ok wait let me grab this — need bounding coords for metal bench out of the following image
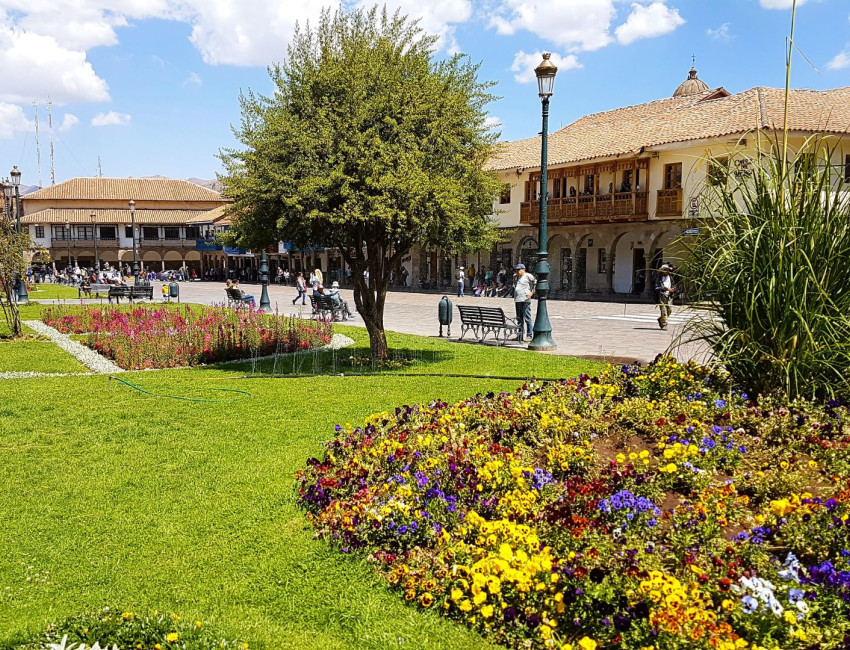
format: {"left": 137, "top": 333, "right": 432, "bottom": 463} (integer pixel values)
{"left": 456, "top": 305, "right": 521, "bottom": 345}
{"left": 225, "top": 287, "right": 254, "bottom": 309}
{"left": 310, "top": 294, "right": 345, "bottom": 321}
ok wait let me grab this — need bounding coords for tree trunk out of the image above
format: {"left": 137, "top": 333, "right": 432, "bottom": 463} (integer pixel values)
{"left": 1, "top": 284, "right": 22, "bottom": 338}
{"left": 351, "top": 266, "right": 389, "bottom": 361}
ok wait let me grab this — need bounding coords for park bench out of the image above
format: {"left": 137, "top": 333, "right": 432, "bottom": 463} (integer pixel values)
{"left": 310, "top": 294, "right": 345, "bottom": 321}
{"left": 79, "top": 283, "right": 112, "bottom": 298}
{"left": 225, "top": 287, "right": 254, "bottom": 309}
{"left": 108, "top": 285, "right": 154, "bottom": 304}
{"left": 457, "top": 305, "right": 521, "bottom": 346}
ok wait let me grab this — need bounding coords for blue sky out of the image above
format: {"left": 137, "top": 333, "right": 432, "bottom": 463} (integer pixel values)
{"left": 0, "top": 0, "right": 848, "bottom": 186}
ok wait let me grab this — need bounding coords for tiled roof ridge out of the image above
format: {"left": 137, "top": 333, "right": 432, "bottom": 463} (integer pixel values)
{"left": 24, "top": 176, "right": 224, "bottom": 201}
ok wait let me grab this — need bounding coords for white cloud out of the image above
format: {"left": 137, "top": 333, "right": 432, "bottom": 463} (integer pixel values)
{"left": 0, "top": 102, "right": 32, "bottom": 139}
{"left": 706, "top": 23, "right": 731, "bottom": 42}
{"left": 615, "top": 2, "right": 685, "bottom": 46}
{"left": 0, "top": 27, "right": 110, "bottom": 104}
{"left": 357, "top": 0, "right": 472, "bottom": 53}
{"left": 58, "top": 113, "right": 80, "bottom": 132}
{"left": 91, "top": 111, "right": 131, "bottom": 126}
{"left": 484, "top": 115, "right": 503, "bottom": 129}
{"left": 826, "top": 48, "right": 850, "bottom": 71}
{"left": 490, "top": 0, "right": 617, "bottom": 51}
{"left": 759, "top": 0, "right": 806, "bottom": 8}
{"left": 183, "top": 72, "right": 202, "bottom": 86}
{"left": 510, "top": 50, "right": 582, "bottom": 84}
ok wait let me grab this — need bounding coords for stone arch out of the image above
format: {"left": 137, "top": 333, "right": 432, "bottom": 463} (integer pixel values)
{"left": 517, "top": 235, "right": 538, "bottom": 272}
{"left": 119, "top": 250, "right": 135, "bottom": 262}
{"left": 608, "top": 231, "right": 635, "bottom": 294}
{"left": 163, "top": 251, "right": 183, "bottom": 267}
{"left": 569, "top": 232, "right": 594, "bottom": 294}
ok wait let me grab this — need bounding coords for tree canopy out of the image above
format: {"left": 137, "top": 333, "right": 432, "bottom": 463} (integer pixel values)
{"left": 219, "top": 6, "right": 503, "bottom": 358}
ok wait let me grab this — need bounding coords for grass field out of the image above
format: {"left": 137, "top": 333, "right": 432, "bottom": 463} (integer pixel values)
{"left": 23, "top": 284, "right": 84, "bottom": 301}
{"left": 0, "top": 315, "right": 602, "bottom": 649}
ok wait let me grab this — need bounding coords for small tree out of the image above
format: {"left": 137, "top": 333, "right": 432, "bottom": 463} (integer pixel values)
{"left": 0, "top": 220, "right": 34, "bottom": 337}
{"left": 219, "top": 6, "right": 502, "bottom": 359}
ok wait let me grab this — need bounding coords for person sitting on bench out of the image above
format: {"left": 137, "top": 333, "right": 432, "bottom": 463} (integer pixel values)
{"left": 232, "top": 280, "right": 255, "bottom": 306}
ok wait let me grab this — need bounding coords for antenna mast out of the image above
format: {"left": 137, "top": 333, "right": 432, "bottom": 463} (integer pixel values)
{"left": 97, "top": 157, "right": 103, "bottom": 178}
{"left": 33, "top": 102, "right": 43, "bottom": 187}
{"left": 47, "top": 100, "right": 56, "bottom": 186}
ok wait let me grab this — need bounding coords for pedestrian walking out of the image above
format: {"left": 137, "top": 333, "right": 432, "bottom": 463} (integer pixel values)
{"left": 457, "top": 266, "right": 465, "bottom": 297}
{"left": 513, "top": 263, "right": 536, "bottom": 341}
{"left": 655, "top": 264, "right": 676, "bottom": 330}
{"left": 293, "top": 272, "right": 307, "bottom": 305}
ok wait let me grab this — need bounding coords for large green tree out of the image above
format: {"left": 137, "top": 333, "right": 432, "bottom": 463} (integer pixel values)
{"left": 0, "top": 221, "right": 34, "bottom": 337}
{"left": 219, "top": 6, "right": 502, "bottom": 359}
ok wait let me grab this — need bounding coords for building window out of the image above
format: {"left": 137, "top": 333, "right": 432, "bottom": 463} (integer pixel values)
{"left": 99, "top": 226, "right": 117, "bottom": 240}
{"left": 619, "top": 170, "right": 633, "bottom": 192}
{"left": 125, "top": 226, "right": 133, "bottom": 239}
{"left": 142, "top": 226, "right": 159, "bottom": 240}
{"left": 708, "top": 157, "right": 729, "bottom": 186}
{"left": 77, "top": 226, "right": 94, "bottom": 240}
{"left": 499, "top": 184, "right": 511, "bottom": 204}
{"left": 584, "top": 175, "right": 594, "bottom": 195}
{"left": 597, "top": 248, "right": 607, "bottom": 274}
{"left": 665, "top": 163, "right": 683, "bottom": 189}
{"left": 185, "top": 226, "right": 200, "bottom": 239}
{"left": 164, "top": 227, "right": 180, "bottom": 240}
{"left": 34, "top": 225, "right": 44, "bottom": 238}
{"left": 52, "top": 225, "right": 70, "bottom": 240}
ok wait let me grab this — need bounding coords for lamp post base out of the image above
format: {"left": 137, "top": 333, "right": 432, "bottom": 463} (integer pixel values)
{"left": 528, "top": 296, "right": 557, "bottom": 351}
{"left": 528, "top": 333, "right": 556, "bottom": 351}
{"left": 16, "top": 276, "right": 29, "bottom": 303}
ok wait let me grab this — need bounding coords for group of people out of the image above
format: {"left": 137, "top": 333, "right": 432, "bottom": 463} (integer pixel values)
{"left": 225, "top": 279, "right": 255, "bottom": 306}
{"left": 291, "top": 268, "right": 355, "bottom": 319}
{"left": 456, "top": 264, "right": 520, "bottom": 299}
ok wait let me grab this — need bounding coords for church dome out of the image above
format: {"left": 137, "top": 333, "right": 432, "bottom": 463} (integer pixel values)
{"left": 673, "top": 67, "right": 709, "bottom": 97}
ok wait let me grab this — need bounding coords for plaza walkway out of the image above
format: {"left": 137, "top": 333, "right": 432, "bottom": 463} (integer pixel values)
{"left": 37, "top": 282, "right": 710, "bottom": 364}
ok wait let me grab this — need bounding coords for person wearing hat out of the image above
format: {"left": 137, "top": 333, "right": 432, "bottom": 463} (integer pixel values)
{"left": 513, "top": 263, "right": 536, "bottom": 342}
{"left": 324, "top": 280, "right": 354, "bottom": 319}
{"left": 654, "top": 264, "right": 677, "bottom": 330}
{"left": 457, "top": 266, "right": 466, "bottom": 297}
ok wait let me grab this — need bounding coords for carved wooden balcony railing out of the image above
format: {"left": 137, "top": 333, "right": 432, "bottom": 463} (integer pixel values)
{"left": 519, "top": 191, "right": 649, "bottom": 225}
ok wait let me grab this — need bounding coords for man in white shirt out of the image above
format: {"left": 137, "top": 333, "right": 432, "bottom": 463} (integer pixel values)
{"left": 457, "top": 266, "right": 465, "bottom": 297}
{"left": 513, "top": 264, "right": 536, "bottom": 341}
{"left": 655, "top": 264, "right": 676, "bottom": 330}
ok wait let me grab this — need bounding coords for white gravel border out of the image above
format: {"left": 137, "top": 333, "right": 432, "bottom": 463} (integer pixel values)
{"left": 23, "top": 320, "right": 125, "bottom": 374}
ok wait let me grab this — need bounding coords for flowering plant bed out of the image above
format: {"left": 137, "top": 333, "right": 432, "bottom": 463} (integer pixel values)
{"left": 297, "top": 357, "right": 850, "bottom": 650}
{"left": 42, "top": 304, "right": 331, "bottom": 369}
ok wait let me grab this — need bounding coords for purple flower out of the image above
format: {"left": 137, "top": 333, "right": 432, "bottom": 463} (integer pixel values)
{"left": 741, "top": 595, "right": 758, "bottom": 614}
{"left": 715, "top": 399, "right": 727, "bottom": 409}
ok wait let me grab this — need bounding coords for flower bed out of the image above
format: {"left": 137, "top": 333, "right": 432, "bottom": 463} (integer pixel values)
{"left": 296, "top": 357, "right": 850, "bottom": 649}
{"left": 42, "top": 304, "right": 331, "bottom": 369}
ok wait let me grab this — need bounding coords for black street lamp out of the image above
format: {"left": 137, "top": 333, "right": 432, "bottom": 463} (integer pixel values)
{"left": 129, "top": 200, "right": 139, "bottom": 281}
{"left": 259, "top": 249, "right": 271, "bottom": 312}
{"left": 528, "top": 53, "right": 558, "bottom": 352}
{"left": 10, "top": 166, "right": 28, "bottom": 302}
{"left": 2, "top": 177, "right": 12, "bottom": 221}
{"left": 90, "top": 211, "right": 99, "bottom": 272}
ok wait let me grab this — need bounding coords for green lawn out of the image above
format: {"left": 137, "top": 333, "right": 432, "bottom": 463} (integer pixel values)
{"left": 0, "top": 341, "right": 88, "bottom": 373}
{"left": 24, "top": 284, "right": 84, "bottom": 301}
{"left": 0, "top": 325, "right": 602, "bottom": 649}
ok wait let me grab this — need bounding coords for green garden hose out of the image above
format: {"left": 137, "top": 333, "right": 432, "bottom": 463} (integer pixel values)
{"left": 108, "top": 375, "right": 252, "bottom": 403}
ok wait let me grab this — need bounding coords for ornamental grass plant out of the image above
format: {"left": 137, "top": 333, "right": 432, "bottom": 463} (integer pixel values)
{"left": 684, "top": 134, "right": 850, "bottom": 401}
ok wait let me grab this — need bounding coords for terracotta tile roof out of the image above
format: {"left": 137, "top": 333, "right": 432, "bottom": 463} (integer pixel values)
{"left": 185, "top": 205, "right": 232, "bottom": 224}
{"left": 23, "top": 177, "right": 224, "bottom": 201}
{"left": 486, "top": 86, "right": 850, "bottom": 171}
{"left": 21, "top": 208, "right": 214, "bottom": 225}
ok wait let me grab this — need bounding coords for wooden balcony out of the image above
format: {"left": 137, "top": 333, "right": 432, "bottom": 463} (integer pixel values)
{"left": 519, "top": 191, "right": 649, "bottom": 226}
{"left": 656, "top": 188, "right": 683, "bottom": 217}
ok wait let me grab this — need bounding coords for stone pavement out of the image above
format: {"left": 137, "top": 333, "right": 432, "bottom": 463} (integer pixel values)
{"left": 37, "top": 281, "right": 710, "bottom": 364}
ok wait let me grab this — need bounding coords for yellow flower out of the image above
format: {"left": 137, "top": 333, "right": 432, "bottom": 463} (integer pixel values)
{"left": 481, "top": 604, "right": 494, "bottom": 618}
{"left": 473, "top": 591, "right": 487, "bottom": 605}
{"left": 808, "top": 460, "right": 818, "bottom": 469}
{"left": 451, "top": 588, "right": 463, "bottom": 602}
{"left": 121, "top": 612, "right": 134, "bottom": 620}
{"left": 195, "top": 620, "right": 202, "bottom": 628}
{"left": 459, "top": 599, "right": 473, "bottom": 612}
{"left": 166, "top": 633, "right": 179, "bottom": 643}
{"left": 578, "top": 637, "right": 598, "bottom": 650}
{"left": 616, "top": 453, "right": 626, "bottom": 464}
{"left": 722, "top": 599, "right": 734, "bottom": 611}
{"left": 783, "top": 610, "right": 797, "bottom": 624}
{"left": 420, "top": 592, "right": 434, "bottom": 608}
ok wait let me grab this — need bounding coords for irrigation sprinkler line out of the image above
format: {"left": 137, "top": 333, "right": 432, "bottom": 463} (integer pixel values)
{"left": 108, "top": 375, "right": 252, "bottom": 403}
{"left": 234, "top": 372, "right": 572, "bottom": 382}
